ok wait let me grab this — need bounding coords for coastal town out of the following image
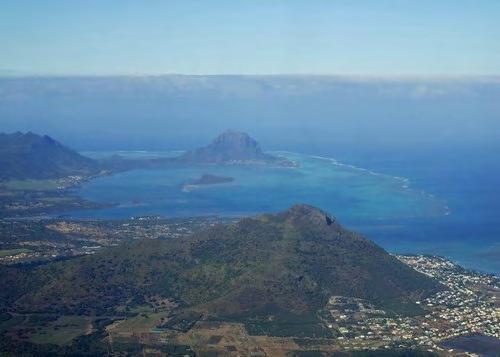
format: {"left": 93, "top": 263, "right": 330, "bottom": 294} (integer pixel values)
{"left": 323, "top": 255, "right": 499, "bottom": 354}
{"left": 1, "top": 215, "right": 499, "bottom": 355}
{"left": 99, "top": 254, "right": 499, "bottom": 356}
{"left": 0, "top": 216, "right": 235, "bottom": 265}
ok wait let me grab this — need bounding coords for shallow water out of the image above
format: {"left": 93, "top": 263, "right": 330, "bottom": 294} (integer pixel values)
{"left": 71, "top": 151, "right": 446, "bottom": 220}
{"left": 66, "top": 151, "right": 499, "bottom": 275}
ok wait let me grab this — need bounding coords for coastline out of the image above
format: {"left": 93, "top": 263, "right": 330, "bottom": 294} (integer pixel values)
{"left": 3, "top": 150, "right": 495, "bottom": 275}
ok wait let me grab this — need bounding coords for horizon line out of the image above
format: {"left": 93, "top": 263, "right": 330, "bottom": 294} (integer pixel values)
{"left": 1, "top": 72, "right": 500, "bottom": 82}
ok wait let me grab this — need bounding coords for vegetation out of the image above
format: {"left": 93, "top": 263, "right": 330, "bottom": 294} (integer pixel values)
{"left": 0, "top": 248, "right": 32, "bottom": 257}
{"left": 0, "top": 204, "right": 441, "bottom": 339}
{"left": 0, "top": 189, "right": 105, "bottom": 217}
{"left": 28, "top": 315, "right": 91, "bottom": 345}
{"left": 1, "top": 179, "right": 62, "bottom": 191}
{"left": 289, "top": 350, "right": 438, "bottom": 357}
{"left": 177, "top": 130, "right": 295, "bottom": 166}
{"left": 191, "top": 174, "right": 234, "bottom": 185}
{"left": 0, "top": 132, "right": 98, "bottom": 180}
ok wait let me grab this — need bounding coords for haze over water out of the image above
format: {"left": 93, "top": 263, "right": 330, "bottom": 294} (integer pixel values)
{"left": 1, "top": 76, "right": 499, "bottom": 274}
{"left": 64, "top": 148, "right": 499, "bottom": 275}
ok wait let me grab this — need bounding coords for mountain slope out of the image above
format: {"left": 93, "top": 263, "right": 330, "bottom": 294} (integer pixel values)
{"left": 178, "top": 130, "right": 294, "bottom": 166}
{"left": 2, "top": 205, "right": 441, "bottom": 322}
{"left": 0, "top": 132, "right": 98, "bottom": 180}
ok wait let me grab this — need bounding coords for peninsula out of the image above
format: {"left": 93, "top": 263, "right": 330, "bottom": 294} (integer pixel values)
{"left": 176, "top": 130, "right": 297, "bottom": 167}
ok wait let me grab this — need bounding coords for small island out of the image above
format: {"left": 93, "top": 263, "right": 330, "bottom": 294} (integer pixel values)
{"left": 192, "top": 174, "right": 234, "bottom": 185}
{"left": 182, "top": 174, "right": 234, "bottom": 192}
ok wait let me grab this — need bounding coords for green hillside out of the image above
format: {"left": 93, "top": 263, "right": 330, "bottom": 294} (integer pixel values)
{"left": 1, "top": 205, "right": 441, "bottom": 325}
{"left": 0, "top": 132, "right": 98, "bottom": 180}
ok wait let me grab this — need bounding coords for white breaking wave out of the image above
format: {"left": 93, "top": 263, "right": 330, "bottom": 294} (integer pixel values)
{"left": 286, "top": 152, "right": 412, "bottom": 187}
{"left": 271, "top": 150, "right": 450, "bottom": 216}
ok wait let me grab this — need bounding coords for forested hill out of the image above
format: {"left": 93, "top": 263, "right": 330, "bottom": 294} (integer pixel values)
{"left": 0, "top": 205, "right": 441, "bottom": 321}
{"left": 0, "top": 132, "right": 98, "bottom": 180}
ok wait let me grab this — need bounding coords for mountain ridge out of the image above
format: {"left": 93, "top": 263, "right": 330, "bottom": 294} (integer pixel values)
{"left": 0, "top": 132, "right": 98, "bottom": 180}
{"left": 178, "top": 130, "right": 295, "bottom": 166}
{"left": 1, "top": 204, "right": 441, "bottom": 329}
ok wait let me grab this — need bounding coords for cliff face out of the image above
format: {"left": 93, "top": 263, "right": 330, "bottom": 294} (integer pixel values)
{"left": 179, "top": 130, "right": 289, "bottom": 165}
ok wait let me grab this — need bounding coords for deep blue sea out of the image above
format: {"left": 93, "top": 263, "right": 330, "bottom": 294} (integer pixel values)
{"left": 66, "top": 149, "right": 500, "bottom": 275}
{"left": 333, "top": 147, "right": 500, "bottom": 276}
{"left": 2, "top": 76, "right": 498, "bottom": 274}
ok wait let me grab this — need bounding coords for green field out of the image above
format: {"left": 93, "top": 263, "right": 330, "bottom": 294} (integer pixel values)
{"left": 0, "top": 313, "right": 24, "bottom": 330}
{"left": 0, "top": 248, "right": 32, "bottom": 257}
{"left": 1, "top": 179, "right": 61, "bottom": 191}
{"left": 111, "top": 312, "right": 167, "bottom": 334}
{"left": 0, "top": 313, "right": 92, "bottom": 346}
{"left": 28, "top": 315, "right": 92, "bottom": 345}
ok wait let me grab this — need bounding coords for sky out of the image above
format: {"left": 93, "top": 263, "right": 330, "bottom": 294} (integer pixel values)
{"left": 1, "top": 0, "right": 499, "bottom": 76}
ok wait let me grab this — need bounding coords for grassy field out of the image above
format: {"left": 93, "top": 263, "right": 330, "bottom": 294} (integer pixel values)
{"left": 28, "top": 315, "right": 92, "bottom": 345}
{"left": 110, "top": 312, "right": 167, "bottom": 335}
{"left": 0, "top": 248, "right": 32, "bottom": 257}
{"left": 1, "top": 179, "right": 61, "bottom": 191}
{"left": 0, "top": 313, "right": 25, "bottom": 330}
{"left": 0, "top": 313, "right": 92, "bottom": 346}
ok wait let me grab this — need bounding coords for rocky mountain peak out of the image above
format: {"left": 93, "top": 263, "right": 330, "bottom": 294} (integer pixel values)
{"left": 211, "top": 130, "right": 261, "bottom": 151}
{"left": 179, "top": 130, "right": 282, "bottom": 164}
{"left": 281, "top": 204, "right": 338, "bottom": 227}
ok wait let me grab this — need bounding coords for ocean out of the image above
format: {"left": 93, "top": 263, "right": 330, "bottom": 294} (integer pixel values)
{"left": 2, "top": 76, "right": 498, "bottom": 273}
{"left": 66, "top": 149, "right": 500, "bottom": 275}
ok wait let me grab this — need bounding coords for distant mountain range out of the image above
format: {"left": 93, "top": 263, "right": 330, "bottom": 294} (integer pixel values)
{"left": 1, "top": 205, "right": 441, "bottom": 333}
{"left": 0, "top": 130, "right": 295, "bottom": 181}
{"left": 0, "top": 132, "right": 98, "bottom": 180}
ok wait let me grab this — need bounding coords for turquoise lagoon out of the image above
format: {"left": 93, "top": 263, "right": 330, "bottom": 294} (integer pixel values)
{"left": 67, "top": 151, "right": 499, "bottom": 275}
{"left": 72, "top": 151, "right": 446, "bottom": 221}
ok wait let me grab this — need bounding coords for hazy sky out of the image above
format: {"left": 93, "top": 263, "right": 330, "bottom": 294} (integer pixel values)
{"left": 1, "top": 0, "right": 499, "bottom": 76}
